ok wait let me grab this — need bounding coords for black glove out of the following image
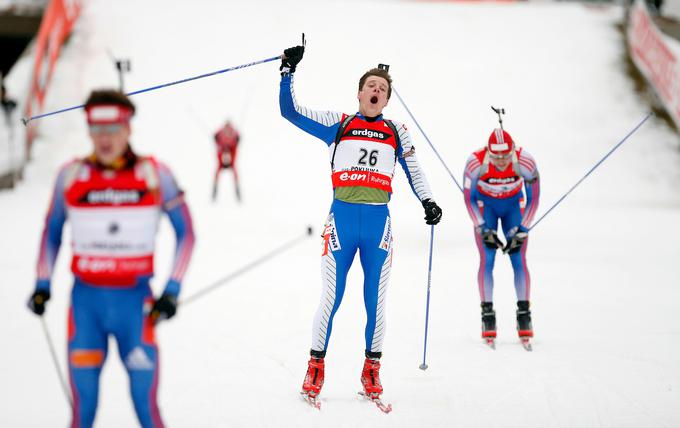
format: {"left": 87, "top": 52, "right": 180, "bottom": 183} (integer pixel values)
{"left": 422, "top": 199, "right": 442, "bottom": 225}
{"left": 27, "top": 290, "right": 50, "bottom": 316}
{"left": 280, "top": 45, "right": 305, "bottom": 74}
{"left": 149, "top": 294, "right": 178, "bottom": 323}
{"left": 478, "top": 227, "right": 504, "bottom": 250}
{"left": 503, "top": 227, "right": 528, "bottom": 254}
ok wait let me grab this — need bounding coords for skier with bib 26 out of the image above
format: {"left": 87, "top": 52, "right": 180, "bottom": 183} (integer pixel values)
{"left": 463, "top": 126, "right": 540, "bottom": 347}
{"left": 279, "top": 44, "right": 442, "bottom": 404}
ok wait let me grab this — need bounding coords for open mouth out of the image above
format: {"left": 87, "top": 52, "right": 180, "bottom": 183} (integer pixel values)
{"left": 370, "top": 96, "right": 378, "bottom": 104}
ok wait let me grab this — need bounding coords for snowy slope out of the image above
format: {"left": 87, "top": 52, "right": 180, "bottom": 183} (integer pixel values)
{"left": 1, "top": 1, "right": 679, "bottom": 427}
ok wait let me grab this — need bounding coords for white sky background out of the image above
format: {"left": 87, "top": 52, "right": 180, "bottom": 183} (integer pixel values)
{"left": 1, "top": 1, "right": 679, "bottom": 427}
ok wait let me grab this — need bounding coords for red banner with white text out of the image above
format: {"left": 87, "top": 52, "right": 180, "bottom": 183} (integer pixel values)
{"left": 24, "top": 0, "right": 82, "bottom": 147}
{"left": 627, "top": 0, "right": 680, "bottom": 129}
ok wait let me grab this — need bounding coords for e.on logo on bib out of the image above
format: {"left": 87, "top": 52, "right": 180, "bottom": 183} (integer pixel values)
{"left": 339, "top": 172, "right": 368, "bottom": 182}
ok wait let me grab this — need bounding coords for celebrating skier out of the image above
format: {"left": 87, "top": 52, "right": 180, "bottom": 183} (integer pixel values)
{"left": 27, "top": 89, "right": 195, "bottom": 427}
{"left": 279, "top": 43, "right": 442, "bottom": 408}
{"left": 463, "top": 122, "right": 540, "bottom": 349}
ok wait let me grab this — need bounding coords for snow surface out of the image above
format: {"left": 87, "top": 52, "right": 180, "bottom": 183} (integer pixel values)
{"left": 1, "top": 1, "right": 680, "bottom": 427}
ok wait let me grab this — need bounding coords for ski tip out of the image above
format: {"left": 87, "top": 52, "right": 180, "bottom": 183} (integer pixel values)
{"left": 300, "top": 392, "right": 321, "bottom": 410}
{"left": 520, "top": 338, "right": 533, "bottom": 352}
{"left": 419, "top": 363, "right": 428, "bottom": 371}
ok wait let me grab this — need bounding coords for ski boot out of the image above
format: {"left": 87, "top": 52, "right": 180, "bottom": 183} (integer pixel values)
{"left": 360, "top": 353, "right": 384, "bottom": 398}
{"left": 301, "top": 352, "right": 325, "bottom": 408}
{"left": 359, "top": 352, "right": 392, "bottom": 412}
{"left": 516, "top": 300, "right": 533, "bottom": 338}
{"left": 481, "top": 302, "right": 497, "bottom": 348}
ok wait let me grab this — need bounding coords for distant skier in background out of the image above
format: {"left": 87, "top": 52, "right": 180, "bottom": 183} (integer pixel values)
{"left": 279, "top": 43, "right": 442, "bottom": 409}
{"left": 212, "top": 119, "right": 241, "bottom": 202}
{"left": 27, "top": 89, "right": 195, "bottom": 428}
{"left": 463, "top": 127, "right": 540, "bottom": 349}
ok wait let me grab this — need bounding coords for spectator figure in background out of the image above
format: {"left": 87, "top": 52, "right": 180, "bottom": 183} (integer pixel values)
{"left": 1, "top": 83, "right": 17, "bottom": 122}
{"left": 463, "top": 128, "right": 540, "bottom": 350}
{"left": 212, "top": 120, "right": 241, "bottom": 202}
{"left": 27, "top": 89, "right": 195, "bottom": 428}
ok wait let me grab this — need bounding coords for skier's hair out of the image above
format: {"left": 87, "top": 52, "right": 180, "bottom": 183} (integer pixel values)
{"left": 358, "top": 68, "right": 392, "bottom": 99}
{"left": 85, "top": 89, "right": 136, "bottom": 114}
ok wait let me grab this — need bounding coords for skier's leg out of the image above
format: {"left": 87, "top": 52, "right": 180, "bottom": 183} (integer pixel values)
{"left": 113, "top": 283, "right": 164, "bottom": 428}
{"left": 501, "top": 201, "right": 530, "bottom": 301}
{"left": 310, "top": 201, "right": 359, "bottom": 355}
{"left": 476, "top": 200, "right": 500, "bottom": 303}
{"left": 231, "top": 151, "right": 241, "bottom": 202}
{"left": 68, "top": 283, "right": 108, "bottom": 428}
{"left": 212, "top": 162, "right": 221, "bottom": 201}
{"left": 358, "top": 205, "right": 391, "bottom": 355}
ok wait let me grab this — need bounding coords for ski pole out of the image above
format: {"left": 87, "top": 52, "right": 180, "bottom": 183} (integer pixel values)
{"left": 40, "top": 317, "right": 73, "bottom": 408}
{"left": 181, "top": 226, "right": 314, "bottom": 306}
{"left": 392, "top": 87, "right": 464, "bottom": 193}
{"left": 529, "top": 112, "right": 654, "bottom": 232}
{"left": 21, "top": 54, "right": 282, "bottom": 125}
{"left": 419, "top": 225, "right": 435, "bottom": 371}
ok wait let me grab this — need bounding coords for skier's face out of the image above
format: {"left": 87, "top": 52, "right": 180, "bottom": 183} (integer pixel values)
{"left": 89, "top": 123, "right": 131, "bottom": 166}
{"left": 490, "top": 154, "right": 511, "bottom": 171}
{"left": 358, "top": 76, "right": 389, "bottom": 117}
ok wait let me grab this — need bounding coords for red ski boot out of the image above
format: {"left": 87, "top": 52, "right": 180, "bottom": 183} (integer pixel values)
{"left": 360, "top": 358, "right": 384, "bottom": 398}
{"left": 301, "top": 357, "right": 325, "bottom": 397}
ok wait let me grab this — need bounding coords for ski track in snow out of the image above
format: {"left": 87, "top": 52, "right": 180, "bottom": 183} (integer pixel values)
{"left": 1, "top": 1, "right": 680, "bottom": 427}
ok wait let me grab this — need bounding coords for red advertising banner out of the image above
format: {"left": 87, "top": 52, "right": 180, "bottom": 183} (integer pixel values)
{"left": 24, "top": 0, "right": 81, "bottom": 147}
{"left": 627, "top": 0, "right": 680, "bottom": 129}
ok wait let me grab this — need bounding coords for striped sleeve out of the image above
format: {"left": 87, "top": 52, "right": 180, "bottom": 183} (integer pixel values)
{"left": 393, "top": 120, "right": 433, "bottom": 202}
{"left": 463, "top": 154, "right": 485, "bottom": 227}
{"left": 279, "top": 74, "right": 344, "bottom": 145}
{"left": 35, "top": 163, "right": 70, "bottom": 290}
{"left": 518, "top": 149, "right": 540, "bottom": 229}
{"left": 158, "top": 163, "right": 195, "bottom": 296}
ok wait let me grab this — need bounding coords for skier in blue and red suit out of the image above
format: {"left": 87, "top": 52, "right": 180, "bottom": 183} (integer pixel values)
{"left": 463, "top": 128, "right": 540, "bottom": 342}
{"left": 279, "top": 44, "right": 442, "bottom": 404}
{"left": 27, "top": 90, "right": 195, "bottom": 428}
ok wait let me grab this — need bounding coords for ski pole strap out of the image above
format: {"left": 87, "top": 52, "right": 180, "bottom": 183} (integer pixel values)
{"left": 22, "top": 54, "right": 282, "bottom": 125}
{"left": 392, "top": 87, "right": 463, "bottom": 193}
{"left": 529, "top": 112, "right": 654, "bottom": 232}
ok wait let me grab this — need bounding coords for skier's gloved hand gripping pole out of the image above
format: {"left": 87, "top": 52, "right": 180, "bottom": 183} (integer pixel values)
{"left": 21, "top": 54, "right": 283, "bottom": 125}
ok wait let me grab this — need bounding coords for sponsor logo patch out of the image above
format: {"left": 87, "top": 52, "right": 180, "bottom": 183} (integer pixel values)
{"left": 81, "top": 188, "right": 144, "bottom": 205}
{"left": 70, "top": 349, "right": 105, "bottom": 367}
{"left": 125, "top": 346, "right": 155, "bottom": 370}
{"left": 487, "top": 176, "right": 519, "bottom": 185}
{"left": 379, "top": 216, "right": 392, "bottom": 252}
{"left": 342, "top": 128, "right": 391, "bottom": 141}
{"left": 321, "top": 214, "right": 341, "bottom": 255}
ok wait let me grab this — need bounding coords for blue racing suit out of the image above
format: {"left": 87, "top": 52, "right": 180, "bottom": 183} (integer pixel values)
{"left": 34, "top": 153, "right": 194, "bottom": 428}
{"left": 280, "top": 73, "right": 435, "bottom": 355}
{"left": 463, "top": 147, "right": 540, "bottom": 302}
